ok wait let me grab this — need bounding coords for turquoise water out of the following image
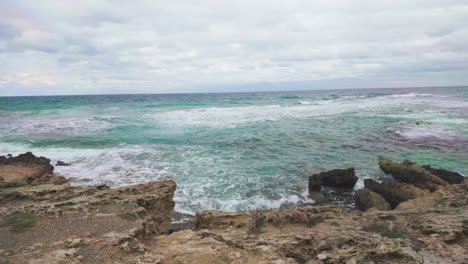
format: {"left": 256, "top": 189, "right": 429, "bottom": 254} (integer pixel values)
{"left": 1, "top": 87, "right": 467, "bottom": 214}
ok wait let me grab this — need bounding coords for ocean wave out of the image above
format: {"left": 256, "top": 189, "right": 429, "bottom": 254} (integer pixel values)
{"left": 174, "top": 188, "right": 313, "bottom": 215}
{"left": 395, "top": 127, "right": 456, "bottom": 140}
{"left": 0, "top": 116, "right": 113, "bottom": 136}
{"left": 385, "top": 92, "right": 432, "bottom": 98}
{"left": 150, "top": 94, "right": 436, "bottom": 128}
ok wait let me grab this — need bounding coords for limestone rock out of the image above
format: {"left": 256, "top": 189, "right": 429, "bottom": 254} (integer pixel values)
{"left": 364, "top": 179, "right": 427, "bottom": 208}
{"left": 0, "top": 152, "right": 54, "bottom": 187}
{"left": 355, "top": 188, "right": 391, "bottom": 211}
{"left": 378, "top": 157, "right": 448, "bottom": 191}
{"left": 421, "top": 165, "right": 465, "bottom": 184}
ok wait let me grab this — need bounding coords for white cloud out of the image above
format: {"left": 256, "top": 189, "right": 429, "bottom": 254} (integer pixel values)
{"left": 0, "top": 0, "right": 467, "bottom": 95}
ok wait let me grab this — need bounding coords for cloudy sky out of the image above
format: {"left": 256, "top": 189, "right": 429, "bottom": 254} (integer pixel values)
{"left": 1, "top": 0, "right": 467, "bottom": 96}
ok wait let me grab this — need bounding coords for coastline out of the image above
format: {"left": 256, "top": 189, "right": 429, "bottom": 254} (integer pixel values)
{"left": 0, "top": 152, "right": 467, "bottom": 263}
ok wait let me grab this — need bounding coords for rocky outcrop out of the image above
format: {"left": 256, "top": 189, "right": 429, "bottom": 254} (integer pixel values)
{"left": 378, "top": 157, "right": 448, "bottom": 191}
{"left": 308, "top": 168, "right": 357, "bottom": 193}
{"left": 1, "top": 153, "right": 467, "bottom": 264}
{"left": 0, "top": 152, "right": 55, "bottom": 187}
{"left": 355, "top": 188, "right": 391, "bottom": 211}
{"left": 148, "top": 183, "right": 466, "bottom": 264}
{"left": 421, "top": 165, "right": 465, "bottom": 184}
{"left": 364, "top": 179, "right": 428, "bottom": 209}
{"left": 1, "top": 153, "right": 177, "bottom": 264}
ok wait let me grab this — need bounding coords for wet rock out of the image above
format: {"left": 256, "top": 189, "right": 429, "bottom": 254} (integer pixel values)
{"left": 364, "top": 179, "right": 427, "bottom": 209}
{"left": 308, "top": 168, "right": 358, "bottom": 193}
{"left": 355, "top": 189, "right": 391, "bottom": 211}
{"left": 378, "top": 157, "right": 448, "bottom": 191}
{"left": 55, "top": 161, "right": 71, "bottom": 166}
{"left": 421, "top": 165, "right": 464, "bottom": 184}
{"left": 308, "top": 174, "right": 321, "bottom": 192}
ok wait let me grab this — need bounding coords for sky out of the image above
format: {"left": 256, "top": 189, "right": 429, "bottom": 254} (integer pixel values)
{"left": 1, "top": 0, "right": 468, "bottom": 96}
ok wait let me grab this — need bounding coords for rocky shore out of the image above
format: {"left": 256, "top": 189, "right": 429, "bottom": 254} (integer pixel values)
{"left": 0, "top": 153, "right": 466, "bottom": 264}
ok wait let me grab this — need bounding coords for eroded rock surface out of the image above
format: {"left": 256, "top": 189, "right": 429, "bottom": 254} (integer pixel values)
{"left": 378, "top": 157, "right": 448, "bottom": 191}
{"left": 0, "top": 152, "right": 55, "bottom": 187}
{"left": 1, "top": 153, "right": 467, "bottom": 264}
{"left": 355, "top": 188, "right": 391, "bottom": 211}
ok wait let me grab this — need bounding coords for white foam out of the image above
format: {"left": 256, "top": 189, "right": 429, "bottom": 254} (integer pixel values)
{"left": 174, "top": 188, "right": 314, "bottom": 214}
{"left": 0, "top": 116, "right": 112, "bottom": 136}
{"left": 150, "top": 94, "right": 435, "bottom": 128}
{"left": 396, "top": 127, "right": 455, "bottom": 140}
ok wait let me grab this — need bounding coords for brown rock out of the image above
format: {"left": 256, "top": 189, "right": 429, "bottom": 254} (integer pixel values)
{"left": 421, "top": 165, "right": 465, "bottom": 184}
{"left": 364, "top": 179, "right": 427, "bottom": 208}
{"left": 378, "top": 157, "right": 448, "bottom": 191}
{"left": 355, "top": 188, "right": 391, "bottom": 211}
{"left": 0, "top": 152, "right": 54, "bottom": 187}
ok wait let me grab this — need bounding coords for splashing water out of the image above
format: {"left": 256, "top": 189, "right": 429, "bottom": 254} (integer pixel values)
{"left": 1, "top": 87, "right": 467, "bottom": 214}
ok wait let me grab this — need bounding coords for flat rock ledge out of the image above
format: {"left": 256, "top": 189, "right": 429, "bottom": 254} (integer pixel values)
{"left": 1, "top": 153, "right": 467, "bottom": 264}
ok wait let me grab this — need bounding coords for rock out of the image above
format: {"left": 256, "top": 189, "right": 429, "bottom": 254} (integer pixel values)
{"left": 55, "top": 160, "right": 71, "bottom": 166}
{"left": 308, "top": 168, "right": 358, "bottom": 193}
{"left": 0, "top": 152, "right": 54, "bottom": 187}
{"left": 30, "top": 174, "right": 69, "bottom": 185}
{"left": 421, "top": 165, "right": 464, "bottom": 184}
{"left": 308, "top": 174, "right": 321, "bottom": 192}
{"left": 378, "top": 157, "right": 448, "bottom": 191}
{"left": 355, "top": 189, "right": 391, "bottom": 211}
{"left": 364, "top": 179, "right": 427, "bottom": 208}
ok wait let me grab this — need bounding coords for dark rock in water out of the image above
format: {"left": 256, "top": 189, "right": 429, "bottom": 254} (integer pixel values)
{"left": 355, "top": 189, "right": 391, "bottom": 211}
{"left": 364, "top": 179, "right": 427, "bottom": 209}
{"left": 421, "top": 165, "right": 464, "bottom": 184}
{"left": 378, "top": 157, "right": 447, "bottom": 191}
{"left": 308, "top": 174, "right": 322, "bottom": 192}
{"left": 56, "top": 160, "right": 71, "bottom": 166}
{"left": 308, "top": 168, "right": 358, "bottom": 192}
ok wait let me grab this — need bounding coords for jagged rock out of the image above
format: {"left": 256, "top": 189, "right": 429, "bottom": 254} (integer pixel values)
{"left": 0, "top": 180, "right": 176, "bottom": 259}
{"left": 55, "top": 161, "right": 71, "bottom": 166}
{"left": 378, "top": 157, "right": 448, "bottom": 191}
{"left": 355, "top": 188, "right": 391, "bottom": 211}
{"left": 308, "top": 168, "right": 357, "bottom": 193}
{"left": 0, "top": 152, "right": 54, "bottom": 187}
{"left": 421, "top": 165, "right": 464, "bottom": 184}
{"left": 364, "top": 179, "right": 427, "bottom": 208}
{"left": 30, "top": 174, "right": 69, "bottom": 185}
{"left": 308, "top": 174, "right": 321, "bottom": 192}
{"left": 2, "top": 153, "right": 467, "bottom": 264}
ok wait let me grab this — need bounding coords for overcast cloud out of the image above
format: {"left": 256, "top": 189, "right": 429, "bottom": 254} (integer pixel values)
{"left": 1, "top": 0, "right": 468, "bottom": 95}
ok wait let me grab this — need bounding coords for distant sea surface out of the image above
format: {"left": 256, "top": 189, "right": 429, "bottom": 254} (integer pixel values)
{"left": 1, "top": 87, "right": 467, "bottom": 214}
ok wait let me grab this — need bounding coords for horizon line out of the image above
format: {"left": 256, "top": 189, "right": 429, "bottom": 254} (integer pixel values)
{"left": 0, "top": 84, "right": 466, "bottom": 98}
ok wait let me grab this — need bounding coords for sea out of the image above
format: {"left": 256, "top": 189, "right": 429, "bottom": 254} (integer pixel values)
{"left": 1, "top": 86, "right": 467, "bottom": 214}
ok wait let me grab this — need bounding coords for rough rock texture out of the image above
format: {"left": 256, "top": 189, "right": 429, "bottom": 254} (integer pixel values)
{"left": 355, "top": 188, "right": 391, "bottom": 211}
{"left": 0, "top": 152, "right": 55, "bottom": 187}
{"left": 1, "top": 153, "right": 467, "bottom": 264}
{"left": 308, "top": 168, "right": 357, "bottom": 193}
{"left": 364, "top": 179, "right": 428, "bottom": 209}
{"left": 1, "top": 153, "right": 177, "bottom": 264}
{"left": 421, "top": 165, "right": 465, "bottom": 184}
{"left": 378, "top": 157, "right": 448, "bottom": 191}
{"left": 149, "top": 182, "right": 465, "bottom": 264}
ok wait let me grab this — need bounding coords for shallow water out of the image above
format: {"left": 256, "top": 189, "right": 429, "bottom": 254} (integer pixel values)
{"left": 1, "top": 87, "right": 467, "bottom": 214}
